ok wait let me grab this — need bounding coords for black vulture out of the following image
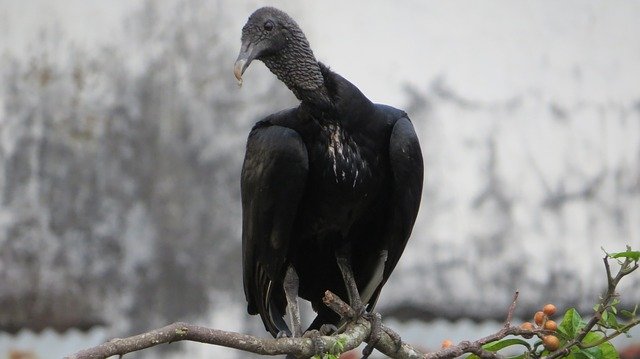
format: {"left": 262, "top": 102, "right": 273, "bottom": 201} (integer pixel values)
{"left": 235, "top": 7, "right": 423, "bottom": 340}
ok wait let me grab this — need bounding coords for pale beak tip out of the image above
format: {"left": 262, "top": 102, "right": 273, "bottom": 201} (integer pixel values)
{"left": 234, "top": 59, "right": 247, "bottom": 87}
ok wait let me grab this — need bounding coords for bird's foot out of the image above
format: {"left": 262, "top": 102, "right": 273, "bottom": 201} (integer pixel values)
{"left": 302, "top": 329, "right": 326, "bottom": 356}
{"left": 276, "top": 330, "right": 291, "bottom": 339}
{"left": 302, "top": 329, "right": 318, "bottom": 338}
{"left": 345, "top": 303, "right": 366, "bottom": 323}
{"left": 361, "top": 312, "right": 382, "bottom": 359}
{"left": 382, "top": 325, "right": 403, "bottom": 351}
{"left": 319, "top": 324, "right": 338, "bottom": 336}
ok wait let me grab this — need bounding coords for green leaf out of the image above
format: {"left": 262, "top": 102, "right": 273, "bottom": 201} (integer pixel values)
{"left": 559, "top": 308, "right": 585, "bottom": 338}
{"left": 600, "top": 310, "right": 619, "bottom": 329}
{"left": 467, "top": 338, "right": 532, "bottom": 359}
{"left": 583, "top": 332, "right": 619, "bottom": 359}
{"left": 620, "top": 309, "right": 634, "bottom": 318}
{"left": 598, "top": 341, "right": 619, "bottom": 359}
{"left": 575, "top": 347, "right": 603, "bottom": 359}
{"left": 606, "top": 311, "right": 619, "bottom": 329}
{"left": 582, "top": 331, "right": 603, "bottom": 343}
{"left": 331, "top": 337, "right": 345, "bottom": 353}
{"left": 609, "top": 250, "right": 640, "bottom": 261}
{"left": 482, "top": 338, "right": 532, "bottom": 352}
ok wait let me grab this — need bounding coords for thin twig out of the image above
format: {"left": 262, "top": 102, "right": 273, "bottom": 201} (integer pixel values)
{"left": 580, "top": 317, "right": 640, "bottom": 349}
{"left": 604, "top": 256, "right": 614, "bottom": 291}
{"left": 505, "top": 291, "right": 520, "bottom": 328}
{"left": 421, "top": 291, "right": 552, "bottom": 359}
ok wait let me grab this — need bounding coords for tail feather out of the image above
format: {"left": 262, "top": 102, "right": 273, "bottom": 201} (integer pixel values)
{"left": 256, "top": 264, "right": 290, "bottom": 337}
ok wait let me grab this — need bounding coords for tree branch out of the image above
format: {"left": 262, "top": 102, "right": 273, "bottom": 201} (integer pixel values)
{"left": 66, "top": 322, "right": 319, "bottom": 359}
{"left": 66, "top": 291, "right": 418, "bottom": 359}
{"left": 65, "top": 291, "right": 551, "bottom": 359}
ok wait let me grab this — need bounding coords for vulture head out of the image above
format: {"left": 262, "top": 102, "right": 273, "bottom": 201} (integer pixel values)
{"left": 234, "top": 7, "right": 295, "bottom": 83}
{"left": 234, "top": 7, "right": 328, "bottom": 105}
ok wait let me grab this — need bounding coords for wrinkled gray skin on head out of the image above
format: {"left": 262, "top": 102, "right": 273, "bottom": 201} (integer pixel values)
{"left": 234, "top": 7, "right": 330, "bottom": 105}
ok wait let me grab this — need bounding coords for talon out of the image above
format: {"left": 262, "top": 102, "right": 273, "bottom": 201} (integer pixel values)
{"left": 361, "top": 312, "right": 382, "bottom": 358}
{"left": 302, "top": 329, "right": 320, "bottom": 338}
{"left": 276, "top": 330, "right": 291, "bottom": 339}
{"left": 361, "top": 345, "right": 374, "bottom": 359}
{"left": 319, "top": 324, "right": 338, "bottom": 336}
{"left": 312, "top": 336, "right": 325, "bottom": 356}
{"left": 382, "top": 326, "right": 403, "bottom": 351}
{"left": 301, "top": 329, "right": 326, "bottom": 355}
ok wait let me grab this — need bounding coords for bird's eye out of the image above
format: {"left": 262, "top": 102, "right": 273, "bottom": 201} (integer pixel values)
{"left": 264, "top": 20, "right": 274, "bottom": 31}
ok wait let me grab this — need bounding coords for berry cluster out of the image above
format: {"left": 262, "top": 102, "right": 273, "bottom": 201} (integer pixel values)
{"left": 520, "top": 303, "right": 560, "bottom": 351}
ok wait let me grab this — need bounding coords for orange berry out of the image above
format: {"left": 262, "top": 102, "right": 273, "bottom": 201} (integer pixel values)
{"left": 543, "top": 304, "right": 557, "bottom": 316}
{"left": 441, "top": 339, "right": 453, "bottom": 348}
{"left": 520, "top": 322, "right": 534, "bottom": 338}
{"left": 544, "top": 320, "right": 557, "bottom": 331}
{"left": 543, "top": 335, "right": 560, "bottom": 351}
{"left": 534, "top": 311, "right": 546, "bottom": 325}
{"left": 520, "top": 322, "right": 533, "bottom": 330}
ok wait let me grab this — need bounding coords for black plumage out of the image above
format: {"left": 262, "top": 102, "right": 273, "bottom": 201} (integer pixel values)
{"left": 235, "top": 7, "right": 423, "bottom": 337}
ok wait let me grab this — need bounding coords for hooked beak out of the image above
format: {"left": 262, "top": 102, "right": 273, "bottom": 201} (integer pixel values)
{"left": 234, "top": 41, "right": 257, "bottom": 86}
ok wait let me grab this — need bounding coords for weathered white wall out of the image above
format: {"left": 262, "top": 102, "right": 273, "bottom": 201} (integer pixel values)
{"left": 0, "top": 0, "right": 638, "bottom": 357}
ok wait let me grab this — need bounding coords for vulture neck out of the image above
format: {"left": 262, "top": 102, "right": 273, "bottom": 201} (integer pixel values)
{"left": 262, "top": 35, "right": 331, "bottom": 108}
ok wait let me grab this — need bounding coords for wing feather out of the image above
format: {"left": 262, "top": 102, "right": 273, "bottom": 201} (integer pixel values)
{"left": 241, "top": 123, "right": 308, "bottom": 335}
{"left": 366, "top": 116, "right": 423, "bottom": 311}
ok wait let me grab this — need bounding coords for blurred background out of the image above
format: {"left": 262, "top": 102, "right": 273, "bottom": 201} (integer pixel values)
{"left": 0, "top": 0, "right": 639, "bottom": 358}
